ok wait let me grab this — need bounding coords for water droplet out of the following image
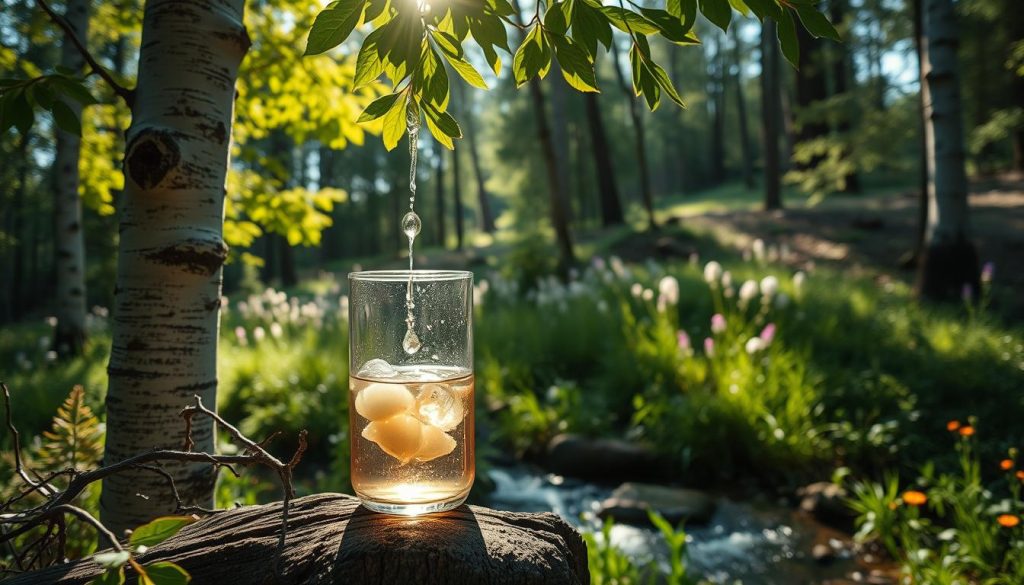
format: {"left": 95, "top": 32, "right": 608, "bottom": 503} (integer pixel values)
{"left": 402, "top": 211, "right": 421, "bottom": 239}
{"left": 403, "top": 327, "right": 421, "bottom": 355}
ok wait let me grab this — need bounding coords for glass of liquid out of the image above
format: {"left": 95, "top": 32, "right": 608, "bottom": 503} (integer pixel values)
{"left": 348, "top": 270, "right": 474, "bottom": 515}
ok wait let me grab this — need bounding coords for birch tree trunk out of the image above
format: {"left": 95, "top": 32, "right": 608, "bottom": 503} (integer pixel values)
{"left": 915, "top": 0, "right": 979, "bottom": 301}
{"left": 761, "top": 19, "right": 783, "bottom": 211}
{"left": 583, "top": 93, "right": 624, "bottom": 227}
{"left": 101, "top": 0, "right": 250, "bottom": 535}
{"left": 52, "top": 0, "right": 90, "bottom": 358}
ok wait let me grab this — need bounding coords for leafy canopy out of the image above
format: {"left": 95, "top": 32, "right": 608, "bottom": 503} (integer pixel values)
{"left": 305, "top": 0, "right": 840, "bottom": 150}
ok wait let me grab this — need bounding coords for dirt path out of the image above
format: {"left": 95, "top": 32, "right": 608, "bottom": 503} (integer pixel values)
{"left": 667, "top": 183, "right": 1024, "bottom": 320}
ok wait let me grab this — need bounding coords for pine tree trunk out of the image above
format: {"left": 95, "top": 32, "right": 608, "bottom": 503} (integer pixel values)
{"left": 52, "top": 0, "right": 90, "bottom": 357}
{"left": 732, "top": 28, "right": 755, "bottom": 191}
{"left": 761, "top": 20, "right": 783, "bottom": 211}
{"left": 610, "top": 41, "right": 656, "bottom": 229}
{"left": 101, "top": 0, "right": 250, "bottom": 535}
{"left": 548, "top": 76, "right": 574, "bottom": 223}
{"left": 434, "top": 153, "right": 447, "bottom": 248}
{"left": 710, "top": 34, "right": 727, "bottom": 184}
{"left": 794, "top": 21, "right": 829, "bottom": 170}
{"left": 527, "top": 78, "right": 576, "bottom": 267}
{"left": 455, "top": 84, "right": 495, "bottom": 233}
{"left": 12, "top": 137, "right": 29, "bottom": 317}
{"left": 830, "top": 0, "right": 862, "bottom": 193}
{"left": 916, "top": 0, "right": 979, "bottom": 300}
{"left": 451, "top": 147, "right": 465, "bottom": 250}
{"left": 584, "top": 93, "right": 624, "bottom": 227}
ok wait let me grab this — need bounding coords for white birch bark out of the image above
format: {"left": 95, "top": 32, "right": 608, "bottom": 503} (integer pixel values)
{"left": 100, "top": 0, "right": 249, "bottom": 534}
{"left": 52, "top": 0, "right": 90, "bottom": 357}
{"left": 917, "top": 0, "right": 978, "bottom": 299}
{"left": 921, "top": 0, "right": 969, "bottom": 245}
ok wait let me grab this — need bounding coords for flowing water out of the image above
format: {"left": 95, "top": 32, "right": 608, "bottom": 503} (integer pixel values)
{"left": 402, "top": 102, "right": 423, "bottom": 355}
{"left": 486, "top": 464, "right": 880, "bottom": 584}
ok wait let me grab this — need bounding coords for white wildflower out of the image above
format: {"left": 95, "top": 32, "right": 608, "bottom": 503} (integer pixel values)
{"left": 752, "top": 239, "right": 766, "bottom": 262}
{"left": 658, "top": 276, "right": 680, "bottom": 306}
{"left": 703, "top": 261, "right": 723, "bottom": 285}
{"left": 738, "top": 280, "right": 759, "bottom": 302}
{"left": 270, "top": 322, "right": 283, "bottom": 338}
{"left": 642, "top": 288, "right": 654, "bottom": 301}
{"left": 253, "top": 326, "right": 266, "bottom": 342}
{"left": 745, "top": 337, "right": 766, "bottom": 354}
{"left": 760, "top": 275, "right": 779, "bottom": 298}
{"left": 793, "top": 271, "right": 806, "bottom": 293}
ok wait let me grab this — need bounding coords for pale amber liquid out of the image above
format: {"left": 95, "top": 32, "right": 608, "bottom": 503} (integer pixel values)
{"left": 349, "top": 366, "right": 474, "bottom": 511}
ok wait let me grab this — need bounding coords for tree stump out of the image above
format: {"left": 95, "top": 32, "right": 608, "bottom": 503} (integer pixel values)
{"left": 8, "top": 493, "right": 590, "bottom": 585}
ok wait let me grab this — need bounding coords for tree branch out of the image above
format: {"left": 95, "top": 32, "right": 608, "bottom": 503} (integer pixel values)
{"left": 35, "top": 0, "right": 135, "bottom": 108}
{"left": 1, "top": 386, "right": 308, "bottom": 580}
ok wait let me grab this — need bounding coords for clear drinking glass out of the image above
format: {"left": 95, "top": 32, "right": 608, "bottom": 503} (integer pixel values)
{"left": 348, "top": 270, "right": 474, "bottom": 515}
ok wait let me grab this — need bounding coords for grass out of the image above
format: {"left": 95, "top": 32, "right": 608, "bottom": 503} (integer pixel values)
{"left": 3, "top": 183, "right": 1023, "bottom": 582}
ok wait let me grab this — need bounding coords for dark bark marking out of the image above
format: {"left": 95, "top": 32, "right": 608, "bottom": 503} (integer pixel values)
{"left": 196, "top": 121, "right": 228, "bottom": 145}
{"left": 125, "top": 129, "right": 182, "bottom": 190}
{"left": 144, "top": 238, "right": 229, "bottom": 276}
{"left": 107, "top": 366, "right": 164, "bottom": 380}
{"left": 176, "top": 379, "right": 217, "bottom": 391}
{"left": 127, "top": 337, "right": 148, "bottom": 351}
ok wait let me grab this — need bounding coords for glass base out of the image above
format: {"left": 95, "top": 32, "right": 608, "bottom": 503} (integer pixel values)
{"left": 357, "top": 490, "right": 469, "bottom": 516}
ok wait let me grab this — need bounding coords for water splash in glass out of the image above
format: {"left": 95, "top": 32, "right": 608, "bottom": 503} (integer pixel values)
{"left": 404, "top": 101, "right": 421, "bottom": 355}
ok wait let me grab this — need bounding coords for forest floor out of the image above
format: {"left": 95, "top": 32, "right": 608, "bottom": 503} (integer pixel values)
{"left": 632, "top": 176, "right": 1024, "bottom": 321}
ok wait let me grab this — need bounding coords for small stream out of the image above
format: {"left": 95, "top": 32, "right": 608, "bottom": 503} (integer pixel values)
{"left": 487, "top": 464, "right": 873, "bottom": 584}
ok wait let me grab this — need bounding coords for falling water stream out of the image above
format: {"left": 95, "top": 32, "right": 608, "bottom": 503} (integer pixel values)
{"left": 402, "top": 100, "right": 423, "bottom": 355}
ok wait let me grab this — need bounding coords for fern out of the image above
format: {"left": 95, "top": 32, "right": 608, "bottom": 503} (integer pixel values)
{"left": 31, "top": 385, "right": 104, "bottom": 473}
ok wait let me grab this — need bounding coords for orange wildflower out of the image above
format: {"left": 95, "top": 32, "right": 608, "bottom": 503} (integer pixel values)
{"left": 1001, "top": 459, "right": 1015, "bottom": 471}
{"left": 997, "top": 514, "right": 1020, "bottom": 528}
{"left": 902, "top": 491, "right": 928, "bottom": 506}
{"left": 887, "top": 501, "right": 899, "bottom": 511}
{"left": 1016, "top": 470, "right": 1024, "bottom": 481}
{"left": 946, "top": 420, "right": 961, "bottom": 432}
{"left": 959, "top": 426, "right": 975, "bottom": 437}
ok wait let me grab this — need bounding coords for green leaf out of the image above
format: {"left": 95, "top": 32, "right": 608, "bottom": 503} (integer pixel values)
{"left": 512, "top": 24, "right": 550, "bottom": 87}
{"left": 353, "top": 26, "right": 388, "bottom": 88}
{"left": 51, "top": 100, "right": 81, "bottom": 136}
{"left": 10, "top": 89, "right": 33, "bottom": 136}
{"left": 571, "top": 1, "right": 612, "bottom": 58}
{"left": 422, "top": 101, "right": 461, "bottom": 139}
{"left": 699, "top": 0, "right": 732, "bottom": 31}
{"left": 600, "top": 6, "right": 660, "bottom": 35}
{"left": 129, "top": 516, "right": 197, "bottom": 548}
{"left": 140, "top": 562, "right": 190, "bottom": 585}
{"left": 639, "top": 8, "right": 700, "bottom": 44}
{"left": 777, "top": 12, "right": 800, "bottom": 69}
{"left": 432, "top": 31, "right": 487, "bottom": 89}
{"left": 357, "top": 92, "right": 402, "bottom": 122}
{"left": 743, "top": 0, "right": 782, "bottom": 21}
{"left": 551, "top": 35, "right": 598, "bottom": 92}
{"left": 90, "top": 567, "right": 126, "bottom": 585}
{"left": 430, "top": 29, "right": 464, "bottom": 58}
{"left": 93, "top": 551, "right": 131, "bottom": 569}
{"left": 52, "top": 77, "right": 98, "bottom": 105}
{"left": 381, "top": 94, "right": 409, "bottom": 151}
{"left": 795, "top": 4, "right": 840, "bottom": 42}
{"left": 304, "top": 0, "right": 367, "bottom": 55}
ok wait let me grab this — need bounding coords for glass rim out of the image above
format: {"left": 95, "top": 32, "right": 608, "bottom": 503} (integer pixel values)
{"left": 348, "top": 269, "right": 472, "bottom": 282}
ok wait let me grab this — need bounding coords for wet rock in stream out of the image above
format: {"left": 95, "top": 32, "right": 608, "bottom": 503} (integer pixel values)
{"left": 598, "top": 482, "right": 717, "bottom": 526}
{"left": 545, "top": 434, "right": 666, "bottom": 482}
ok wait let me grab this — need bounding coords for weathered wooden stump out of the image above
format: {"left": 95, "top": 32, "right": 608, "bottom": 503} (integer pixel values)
{"left": 9, "top": 493, "right": 589, "bottom": 585}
